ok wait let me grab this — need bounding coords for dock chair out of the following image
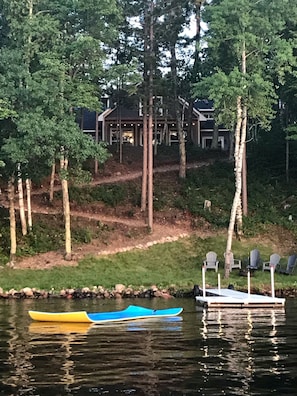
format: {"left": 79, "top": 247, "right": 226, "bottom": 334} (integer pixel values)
{"left": 203, "top": 251, "right": 219, "bottom": 272}
{"left": 247, "top": 249, "right": 261, "bottom": 271}
{"left": 262, "top": 253, "right": 281, "bottom": 272}
{"left": 224, "top": 252, "right": 241, "bottom": 271}
{"left": 276, "top": 254, "right": 297, "bottom": 275}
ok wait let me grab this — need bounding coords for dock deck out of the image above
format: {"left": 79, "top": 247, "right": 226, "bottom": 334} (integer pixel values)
{"left": 195, "top": 288, "right": 285, "bottom": 308}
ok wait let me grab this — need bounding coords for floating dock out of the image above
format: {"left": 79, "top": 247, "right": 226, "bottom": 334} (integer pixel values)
{"left": 195, "top": 288, "right": 285, "bottom": 308}
{"left": 195, "top": 265, "right": 285, "bottom": 309}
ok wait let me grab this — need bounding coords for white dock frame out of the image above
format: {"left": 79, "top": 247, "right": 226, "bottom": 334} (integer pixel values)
{"left": 196, "top": 266, "right": 285, "bottom": 309}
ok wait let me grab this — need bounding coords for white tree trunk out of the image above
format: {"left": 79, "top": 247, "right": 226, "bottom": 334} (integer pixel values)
{"left": 225, "top": 96, "right": 243, "bottom": 278}
{"left": 235, "top": 105, "right": 247, "bottom": 237}
{"left": 17, "top": 164, "right": 27, "bottom": 236}
{"left": 26, "top": 178, "right": 32, "bottom": 231}
{"left": 60, "top": 155, "right": 72, "bottom": 260}
{"left": 49, "top": 162, "right": 56, "bottom": 203}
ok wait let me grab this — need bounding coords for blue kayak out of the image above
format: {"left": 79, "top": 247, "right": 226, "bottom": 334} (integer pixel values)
{"left": 28, "top": 305, "right": 183, "bottom": 324}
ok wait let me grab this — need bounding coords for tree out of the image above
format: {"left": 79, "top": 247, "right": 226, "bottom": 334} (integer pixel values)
{"left": 193, "top": 0, "right": 296, "bottom": 277}
{"left": 158, "top": 0, "right": 192, "bottom": 179}
{"left": 0, "top": 0, "right": 119, "bottom": 262}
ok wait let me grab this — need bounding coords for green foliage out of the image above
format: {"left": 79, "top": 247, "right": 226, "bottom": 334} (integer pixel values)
{"left": 68, "top": 166, "right": 93, "bottom": 185}
{"left": 17, "top": 218, "right": 65, "bottom": 257}
{"left": 286, "top": 124, "right": 297, "bottom": 140}
{"left": 0, "top": 212, "right": 116, "bottom": 264}
{"left": 67, "top": 184, "right": 128, "bottom": 207}
{"left": 194, "top": 0, "right": 296, "bottom": 131}
{"left": 0, "top": 0, "right": 117, "bottom": 186}
{"left": 0, "top": 233, "right": 296, "bottom": 291}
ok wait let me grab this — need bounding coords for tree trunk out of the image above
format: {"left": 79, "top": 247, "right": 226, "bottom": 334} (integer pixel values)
{"left": 211, "top": 122, "right": 219, "bottom": 149}
{"left": 147, "top": 0, "right": 154, "bottom": 231}
{"left": 141, "top": 5, "right": 149, "bottom": 213}
{"left": 241, "top": 133, "right": 248, "bottom": 216}
{"left": 235, "top": 198, "right": 243, "bottom": 239}
{"left": 187, "top": 0, "right": 204, "bottom": 143}
{"left": 178, "top": 114, "right": 186, "bottom": 178}
{"left": 241, "top": 42, "right": 248, "bottom": 216}
{"left": 170, "top": 42, "right": 186, "bottom": 178}
{"left": 26, "top": 178, "right": 33, "bottom": 232}
{"left": 148, "top": 92, "right": 153, "bottom": 231}
{"left": 60, "top": 154, "right": 72, "bottom": 260}
{"left": 94, "top": 111, "right": 99, "bottom": 175}
{"left": 235, "top": 106, "right": 247, "bottom": 238}
{"left": 8, "top": 177, "right": 16, "bottom": 265}
{"left": 229, "top": 130, "right": 235, "bottom": 159}
{"left": 141, "top": 99, "right": 148, "bottom": 212}
{"left": 225, "top": 96, "right": 243, "bottom": 278}
{"left": 17, "top": 164, "right": 27, "bottom": 236}
{"left": 49, "top": 162, "right": 56, "bottom": 203}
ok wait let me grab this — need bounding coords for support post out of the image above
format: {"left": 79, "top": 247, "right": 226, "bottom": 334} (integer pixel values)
{"left": 202, "top": 266, "right": 206, "bottom": 297}
{"left": 247, "top": 270, "right": 251, "bottom": 297}
{"left": 270, "top": 265, "right": 275, "bottom": 298}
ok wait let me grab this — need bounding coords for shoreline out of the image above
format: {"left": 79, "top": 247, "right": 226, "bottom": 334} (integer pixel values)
{"left": 0, "top": 284, "right": 296, "bottom": 299}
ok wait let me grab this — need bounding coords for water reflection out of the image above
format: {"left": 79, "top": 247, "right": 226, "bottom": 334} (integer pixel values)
{"left": 29, "top": 322, "right": 93, "bottom": 335}
{"left": 0, "top": 299, "right": 297, "bottom": 395}
{"left": 200, "top": 307, "right": 292, "bottom": 395}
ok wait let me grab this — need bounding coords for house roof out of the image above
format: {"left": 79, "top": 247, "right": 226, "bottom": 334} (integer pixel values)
{"left": 194, "top": 99, "right": 214, "bottom": 111}
{"left": 105, "top": 107, "right": 141, "bottom": 121}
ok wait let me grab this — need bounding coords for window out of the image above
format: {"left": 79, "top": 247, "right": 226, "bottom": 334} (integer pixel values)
{"left": 201, "top": 112, "right": 214, "bottom": 119}
{"left": 111, "top": 129, "right": 134, "bottom": 145}
{"left": 202, "top": 136, "right": 224, "bottom": 149}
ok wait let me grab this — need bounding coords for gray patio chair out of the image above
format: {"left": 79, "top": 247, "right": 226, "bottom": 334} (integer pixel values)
{"left": 203, "top": 251, "right": 219, "bottom": 272}
{"left": 247, "top": 249, "right": 261, "bottom": 271}
{"left": 224, "top": 251, "right": 241, "bottom": 271}
{"left": 262, "top": 253, "right": 281, "bottom": 272}
{"left": 276, "top": 254, "right": 297, "bottom": 275}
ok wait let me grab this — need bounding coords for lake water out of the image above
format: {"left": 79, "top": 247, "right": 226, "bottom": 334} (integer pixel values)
{"left": 0, "top": 297, "right": 296, "bottom": 395}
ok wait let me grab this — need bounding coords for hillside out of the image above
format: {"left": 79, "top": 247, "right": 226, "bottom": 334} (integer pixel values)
{"left": 12, "top": 146, "right": 222, "bottom": 269}
{"left": 1, "top": 145, "right": 296, "bottom": 270}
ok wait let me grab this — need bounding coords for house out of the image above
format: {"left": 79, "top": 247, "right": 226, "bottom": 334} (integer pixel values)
{"left": 79, "top": 96, "right": 230, "bottom": 151}
{"left": 194, "top": 99, "right": 230, "bottom": 150}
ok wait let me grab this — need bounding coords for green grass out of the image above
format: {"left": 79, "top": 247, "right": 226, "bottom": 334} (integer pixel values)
{"left": 0, "top": 235, "right": 296, "bottom": 293}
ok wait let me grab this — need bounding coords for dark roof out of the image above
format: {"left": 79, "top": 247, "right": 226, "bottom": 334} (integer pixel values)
{"left": 194, "top": 99, "right": 214, "bottom": 111}
{"left": 105, "top": 107, "right": 140, "bottom": 121}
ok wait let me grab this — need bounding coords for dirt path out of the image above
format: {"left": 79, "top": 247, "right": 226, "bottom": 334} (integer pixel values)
{"left": 11, "top": 160, "right": 218, "bottom": 270}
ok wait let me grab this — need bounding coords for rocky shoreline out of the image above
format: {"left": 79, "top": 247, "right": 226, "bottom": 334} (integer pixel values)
{"left": 0, "top": 284, "right": 192, "bottom": 299}
{"left": 0, "top": 283, "right": 296, "bottom": 299}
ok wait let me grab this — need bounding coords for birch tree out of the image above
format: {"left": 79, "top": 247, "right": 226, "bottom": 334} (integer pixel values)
{"left": 193, "top": 0, "right": 296, "bottom": 277}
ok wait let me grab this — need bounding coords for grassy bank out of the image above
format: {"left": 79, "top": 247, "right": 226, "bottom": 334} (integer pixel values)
{"left": 0, "top": 234, "right": 296, "bottom": 295}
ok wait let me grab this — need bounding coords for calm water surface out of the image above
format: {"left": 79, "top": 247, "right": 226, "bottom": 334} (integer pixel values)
{"left": 0, "top": 297, "right": 296, "bottom": 395}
